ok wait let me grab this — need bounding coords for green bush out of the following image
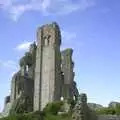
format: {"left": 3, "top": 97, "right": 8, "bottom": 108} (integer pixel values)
{"left": 67, "top": 99, "right": 76, "bottom": 110}
{"left": 115, "top": 104, "right": 120, "bottom": 115}
{"left": 0, "top": 101, "right": 72, "bottom": 120}
{"left": 44, "top": 113, "right": 71, "bottom": 120}
{"left": 43, "top": 101, "right": 63, "bottom": 115}
{"left": 0, "top": 112, "right": 44, "bottom": 120}
{"left": 96, "top": 107, "right": 116, "bottom": 115}
{"left": 96, "top": 104, "right": 120, "bottom": 115}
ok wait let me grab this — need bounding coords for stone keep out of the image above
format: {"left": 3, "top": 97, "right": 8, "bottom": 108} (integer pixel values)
{"left": 34, "top": 22, "right": 62, "bottom": 111}
{"left": 2, "top": 22, "right": 79, "bottom": 115}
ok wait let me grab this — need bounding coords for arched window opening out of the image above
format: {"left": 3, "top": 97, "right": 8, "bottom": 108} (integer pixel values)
{"left": 26, "top": 65, "right": 29, "bottom": 72}
{"left": 44, "top": 35, "right": 51, "bottom": 46}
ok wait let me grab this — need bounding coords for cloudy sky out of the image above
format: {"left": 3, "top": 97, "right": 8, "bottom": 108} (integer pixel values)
{"left": 0, "top": 0, "right": 120, "bottom": 112}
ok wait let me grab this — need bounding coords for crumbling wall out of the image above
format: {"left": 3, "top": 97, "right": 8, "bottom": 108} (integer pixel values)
{"left": 8, "top": 43, "right": 37, "bottom": 114}
{"left": 72, "top": 93, "right": 98, "bottom": 120}
{"left": 61, "top": 49, "right": 78, "bottom": 100}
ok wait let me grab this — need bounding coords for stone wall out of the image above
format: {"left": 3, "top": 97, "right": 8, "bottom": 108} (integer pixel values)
{"left": 61, "top": 49, "right": 74, "bottom": 99}
{"left": 61, "top": 49, "right": 74, "bottom": 85}
{"left": 2, "top": 22, "right": 79, "bottom": 115}
{"left": 8, "top": 43, "right": 37, "bottom": 114}
{"left": 34, "top": 22, "right": 62, "bottom": 111}
{"left": 72, "top": 94, "right": 98, "bottom": 120}
{"left": 61, "top": 49, "right": 79, "bottom": 100}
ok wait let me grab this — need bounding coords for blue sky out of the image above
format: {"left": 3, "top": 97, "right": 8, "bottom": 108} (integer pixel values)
{"left": 0, "top": 0, "right": 120, "bottom": 112}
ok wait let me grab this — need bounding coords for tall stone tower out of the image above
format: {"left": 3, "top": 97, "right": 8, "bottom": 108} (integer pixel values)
{"left": 34, "top": 22, "right": 62, "bottom": 111}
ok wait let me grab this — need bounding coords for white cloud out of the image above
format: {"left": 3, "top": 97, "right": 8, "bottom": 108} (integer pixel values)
{"left": 15, "top": 41, "right": 32, "bottom": 51}
{"left": 3, "top": 60, "right": 17, "bottom": 69}
{"left": 0, "top": 60, "right": 18, "bottom": 70}
{"left": 0, "top": 0, "right": 11, "bottom": 7}
{"left": 9, "top": 4, "right": 32, "bottom": 21}
{"left": 0, "top": 0, "right": 95, "bottom": 21}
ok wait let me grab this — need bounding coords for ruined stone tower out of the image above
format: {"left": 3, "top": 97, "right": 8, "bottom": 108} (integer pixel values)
{"left": 34, "top": 22, "right": 62, "bottom": 111}
{"left": 61, "top": 49, "right": 75, "bottom": 99}
{"left": 1, "top": 22, "right": 79, "bottom": 116}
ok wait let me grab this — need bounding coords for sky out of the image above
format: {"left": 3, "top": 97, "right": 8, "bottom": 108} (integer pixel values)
{"left": 0, "top": 0, "right": 120, "bottom": 112}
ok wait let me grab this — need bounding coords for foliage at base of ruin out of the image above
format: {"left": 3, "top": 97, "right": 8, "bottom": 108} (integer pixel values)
{"left": 10, "top": 95, "right": 33, "bottom": 115}
{"left": 0, "top": 111, "right": 71, "bottom": 120}
{"left": 0, "top": 101, "right": 72, "bottom": 120}
{"left": 0, "top": 99, "right": 98, "bottom": 120}
{"left": 43, "top": 101, "right": 64, "bottom": 115}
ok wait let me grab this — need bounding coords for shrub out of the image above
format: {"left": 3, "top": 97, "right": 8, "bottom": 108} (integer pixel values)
{"left": 96, "top": 107, "right": 116, "bottom": 115}
{"left": 115, "top": 104, "right": 120, "bottom": 115}
{"left": 43, "top": 101, "right": 63, "bottom": 115}
{"left": 67, "top": 99, "right": 76, "bottom": 110}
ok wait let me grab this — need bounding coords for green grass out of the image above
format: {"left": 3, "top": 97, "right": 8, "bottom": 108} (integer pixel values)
{"left": 0, "top": 112, "right": 72, "bottom": 120}
{"left": 0, "top": 112, "right": 43, "bottom": 120}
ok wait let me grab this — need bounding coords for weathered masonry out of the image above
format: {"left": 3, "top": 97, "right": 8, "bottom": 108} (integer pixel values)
{"left": 34, "top": 23, "right": 62, "bottom": 111}
{"left": 2, "top": 22, "right": 78, "bottom": 114}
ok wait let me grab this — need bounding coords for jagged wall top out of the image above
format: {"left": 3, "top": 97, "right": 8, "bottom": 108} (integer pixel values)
{"left": 62, "top": 48, "right": 73, "bottom": 56}
{"left": 37, "top": 22, "right": 61, "bottom": 46}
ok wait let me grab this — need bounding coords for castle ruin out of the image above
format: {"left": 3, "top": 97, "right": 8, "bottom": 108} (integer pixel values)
{"left": 3, "top": 22, "right": 79, "bottom": 114}
{"left": 1, "top": 22, "right": 120, "bottom": 120}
